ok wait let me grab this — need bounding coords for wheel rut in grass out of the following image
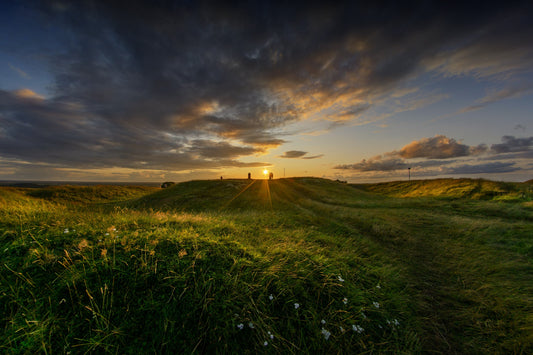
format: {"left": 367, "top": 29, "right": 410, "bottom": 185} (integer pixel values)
{"left": 331, "top": 207, "right": 478, "bottom": 354}
{"left": 268, "top": 184, "right": 468, "bottom": 353}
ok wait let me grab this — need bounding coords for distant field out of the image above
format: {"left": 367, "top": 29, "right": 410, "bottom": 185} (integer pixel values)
{"left": 1, "top": 178, "right": 532, "bottom": 354}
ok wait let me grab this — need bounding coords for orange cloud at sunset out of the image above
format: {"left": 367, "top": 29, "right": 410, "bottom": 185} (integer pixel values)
{"left": 13, "top": 88, "right": 44, "bottom": 100}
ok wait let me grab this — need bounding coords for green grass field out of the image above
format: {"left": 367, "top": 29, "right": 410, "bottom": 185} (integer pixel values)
{"left": 1, "top": 178, "right": 532, "bottom": 354}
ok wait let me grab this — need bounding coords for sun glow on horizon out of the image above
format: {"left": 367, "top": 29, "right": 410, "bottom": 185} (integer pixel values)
{"left": 263, "top": 169, "right": 269, "bottom": 175}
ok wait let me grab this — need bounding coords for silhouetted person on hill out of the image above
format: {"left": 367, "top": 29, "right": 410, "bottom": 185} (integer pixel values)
{"left": 248, "top": 172, "right": 251, "bottom": 179}
{"left": 269, "top": 172, "right": 273, "bottom": 180}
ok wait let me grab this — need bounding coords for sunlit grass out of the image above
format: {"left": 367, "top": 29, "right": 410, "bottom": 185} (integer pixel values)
{"left": 1, "top": 178, "right": 532, "bottom": 353}
{"left": 356, "top": 178, "right": 532, "bottom": 201}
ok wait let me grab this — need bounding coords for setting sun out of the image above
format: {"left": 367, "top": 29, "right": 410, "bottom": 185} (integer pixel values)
{"left": 263, "top": 169, "right": 268, "bottom": 175}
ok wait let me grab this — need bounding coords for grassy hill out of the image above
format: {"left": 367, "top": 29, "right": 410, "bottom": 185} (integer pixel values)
{"left": 26, "top": 185, "right": 158, "bottom": 204}
{"left": 354, "top": 178, "right": 532, "bottom": 200}
{"left": 1, "top": 178, "right": 532, "bottom": 354}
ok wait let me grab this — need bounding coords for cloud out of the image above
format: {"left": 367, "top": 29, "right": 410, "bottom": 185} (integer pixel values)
{"left": 300, "top": 129, "right": 331, "bottom": 137}
{"left": 188, "top": 140, "right": 263, "bottom": 159}
{"left": 334, "top": 134, "right": 530, "bottom": 174}
{"left": 390, "top": 87, "right": 419, "bottom": 98}
{"left": 302, "top": 154, "right": 324, "bottom": 160}
{"left": 460, "top": 86, "right": 533, "bottom": 113}
{"left": 441, "top": 162, "right": 519, "bottom": 175}
{"left": 396, "top": 135, "right": 486, "bottom": 159}
{"left": 490, "top": 136, "right": 533, "bottom": 153}
{"left": 279, "top": 151, "right": 307, "bottom": 159}
{"left": 335, "top": 156, "right": 409, "bottom": 172}
{"left": 425, "top": 5, "right": 533, "bottom": 79}
{"left": 330, "top": 105, "right": 371, "bottom": 123}
{"left": 334, "top": 154, "right": 460, "bottom": 172}
{"left": 12, "top": 88, "right": 44, "bottom": 100}
{"left": 334, "top": 156, "right": 522, "bottom": 176}
{"left": 377, "top": 92, "right": 450, "bottom": 123}
{"left": 279, "top": 150, "right": 324, "bottom": 159}
{"left": 8, "top": 63, "right": 30, "bottom": 79}
{"left": 1, "top": 1, "right": 532, "bottom": 176}
{"left": 0, "top": 89, "right": 269, "bottom": 170}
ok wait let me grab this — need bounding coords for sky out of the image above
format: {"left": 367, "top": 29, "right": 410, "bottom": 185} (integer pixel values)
{"left": 0, "top": 0, "right": 532, "bottom": 183}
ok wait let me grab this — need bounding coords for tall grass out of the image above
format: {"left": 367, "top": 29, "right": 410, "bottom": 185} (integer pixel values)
{"left": 355, "top": 178, "right": 532, "bottom": 201}
{"left": 1, "top": 178, "right": 532, "bottom": 353}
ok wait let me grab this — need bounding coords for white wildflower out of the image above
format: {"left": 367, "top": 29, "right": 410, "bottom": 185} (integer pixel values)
{"left": 269, "top": 294, "right": 274, "bottom": 301}
{"left": 63, "top": 228, "right": 69, "bottom": 234}
{"left": 105, "top": 232, "right": 109, "bottom": 236}
{"left": 376, "top": 284, "right": 381, "bottom": 289}
{"left": 321, "top": 319, "right": 326, "bottom": 324}
{"left": 263, "top": 341, "right": 268, "bottom": 346}
{"left": 268, "top": 331, "right": 274, "bottom": 339}
{"left": 294, "top": 303, "right": 300, "bottom": 309}
{"left": 361, "top": 312, "right": 367, "bottom": 319}
{"left": 343, "top": 297, "right": 348, "bottom": 305}
{"left": 237, "top": 323, "right": 244, "bottom": 330}
{"left": 352, "top": 324, "right": 364, "bottom": 333}
{"left": 373, "top": 302, "right": 380, "bottom": 308}
{"left": 338, "top": 275, "right": 344, "bottom": 282}
{"left": 248, "top": 322, "right": 254, "bottom": 329}
{"left": 321, "top": 328, "right": 331, "bottom": 340}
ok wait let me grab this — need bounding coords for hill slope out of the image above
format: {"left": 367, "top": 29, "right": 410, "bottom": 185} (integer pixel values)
{"left": 355, "top": 178, "right": 530, "bottom": 200}
{"left": 129, "top": 177, "right": 378, "bottom": 211}
{"left": 1, "top": 178, "right": 532, "bottom": 354}
{"left": 27, "top": 185, "right": 157, "bottom": 204}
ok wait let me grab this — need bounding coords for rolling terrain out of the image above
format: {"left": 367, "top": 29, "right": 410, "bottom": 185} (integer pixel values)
{"left": 1, "top": 178, "right": 532, "bottom": 354}
{"left": 355, "top": 178, "right": 532, "bottom": 200}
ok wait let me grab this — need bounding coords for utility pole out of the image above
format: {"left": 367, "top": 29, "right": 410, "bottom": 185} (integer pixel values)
{"left": 408, "top": 167, "right": 411, "bottom": 181}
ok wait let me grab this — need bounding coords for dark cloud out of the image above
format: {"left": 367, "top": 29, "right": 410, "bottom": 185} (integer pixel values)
{"left": 396, "top": 135, "right": 486, "bottom": 159}
{"left": 334, "top": 155, "right": 460, "bottom": 172}
{"left": 482, "top": 150, "right": 533, "bottom": 161}
{"left": 279, "top": 151, "right": 308, "bottom": 159}
{"left": 470, "top": 144, "right": 489, "bottom": 156}
{"left": 1, "top": 1, "right": 532, "bottom": 174}
{"left": 334, "top": 157, "right": 521, "bottom": 176}
{"left": 0, "top": 89, "right": 267, "bottom": 170}
{"left": 188, "top": 140, "right": 263, "bottom": 159}
{"left": 335, "top": 157, "right": 409, "bottom": 172}
{"left": 278, "top": 150, "right": 323, "bottom": 159}
{"left": 442, "top": 162, "right": 519, "bottom": 175}
{"left": 490, "top": 136, "right": 533, "bottom": 154}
